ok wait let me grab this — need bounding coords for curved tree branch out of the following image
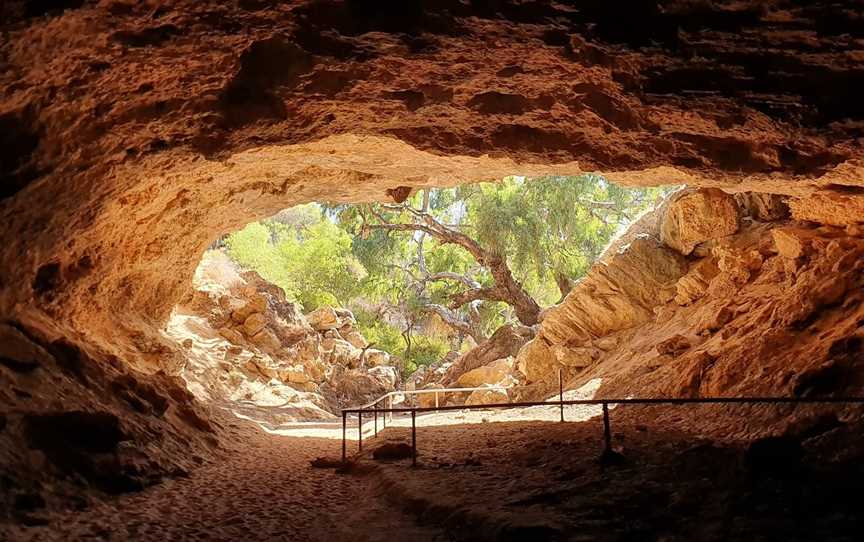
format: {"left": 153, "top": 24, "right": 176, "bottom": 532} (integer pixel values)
{"left": 365, "top": 200, "right": 541, "bottom": 326}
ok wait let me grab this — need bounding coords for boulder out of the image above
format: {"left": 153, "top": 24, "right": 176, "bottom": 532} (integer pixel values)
{"left": 231, "top": 293, "right": 268, "bottom": 323}
{"left": 343, "top": 329, "right": 368, "bottom": 349}
{"left": 516, "top": 338, "right": 557, "bottom": 383}
{"left": 456, "top": 357, "right": 514, "bottom": 388}
{"left": 540, "top": 236, "right": 687, "bottom": 345}
{"left": 306, "top": 307, "right": 340, "bottom": 331}
{"left": 334, "top": 308, "right": 356, "bottom": 327}
{"left": 660, "top": 188, "right": 740, "bottom": 255}
{"left": 330, "top": 340, "right": 362, "bottom": 367}
{"left": 465, "top": 387, "right": 509, "bottom": 406}
{"left": 364, "top": 349, "right": 390, "bottom": 367}
{"left": 368, "top": 365, "right": 398, "bottom": 389}
{"left": 418, "top": 386, "right": 445, "bottom": 408}
{"left": 250, "top": 328, "right": 281, "bottom": 351}
{"left": 218, "top": 327, "right": 245, "bottom": 345}
{"left": 772, "top": 226, "right": 819, "bottom": 259}
{"left": 242, "top": 313, "right": 267, "bottom": 337}
{"left": 329, "top": 368, "right": 395, "bottom": 404}
{"left": 442, "top": 325, "right": 534, "bottom": 385}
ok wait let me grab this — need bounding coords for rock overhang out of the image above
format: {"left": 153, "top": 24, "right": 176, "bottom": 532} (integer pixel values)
{"left": 0, "top": 0, "right": 862, "bottom": 357}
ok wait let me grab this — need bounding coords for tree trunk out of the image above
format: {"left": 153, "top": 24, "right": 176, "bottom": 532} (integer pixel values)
{"left": 367, "top": 205, "right": 542, "bottom": 326}
{"left": 555, "top": 271, "right": 574, "bottom": 303}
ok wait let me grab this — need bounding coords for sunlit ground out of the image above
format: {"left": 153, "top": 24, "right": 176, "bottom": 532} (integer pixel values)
{"left": 230, "top": 378, "right": 605, "bottom": 441}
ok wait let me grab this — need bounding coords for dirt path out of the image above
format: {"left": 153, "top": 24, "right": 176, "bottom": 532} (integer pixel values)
{"left": 2, "top": 415, "right": 445, "bottom": 542}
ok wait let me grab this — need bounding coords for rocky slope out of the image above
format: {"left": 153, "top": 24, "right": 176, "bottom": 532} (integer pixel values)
{"left": 512, "top": 188, "right": 864, "bottom": 434}
{"left": 169, "top": 251, "right": 401, "bottom": 419}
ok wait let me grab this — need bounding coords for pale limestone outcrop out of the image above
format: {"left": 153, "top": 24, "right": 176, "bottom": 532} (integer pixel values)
{"left": 660, "top": 188, "right": 740, "bottom": 255}
{"left": 169, "top": 251, "right": 400, "bottom": 413}
{"left": 465, "top": 388, "right": 510, "bottom": 406}
{"left": 540, "top": 236, "right": 688, "bottom": 346}
{"left": 456, "top": 358, "right": 515, "bottom": 388}
{"left": 442, "top": 325, "right": 534, "bottom": 386}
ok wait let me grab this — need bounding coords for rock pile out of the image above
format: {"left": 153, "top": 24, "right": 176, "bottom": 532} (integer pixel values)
{"left": 406, "top": 325, "right": 535, "bottom": 408}
{"left": 509, "top": 187, "right": 864, "bottom": 425}
{"left": 168, "top": 252, "right": 401, "bottom": 417}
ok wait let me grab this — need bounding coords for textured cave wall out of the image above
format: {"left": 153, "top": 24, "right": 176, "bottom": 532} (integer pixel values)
{"left": 1, "top": 0, "right": 863, "bottom": 367}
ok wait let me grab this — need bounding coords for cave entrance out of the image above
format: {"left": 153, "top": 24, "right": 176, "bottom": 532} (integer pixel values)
{"left": 164, "top": 176, "right": 667, "bottom": 434}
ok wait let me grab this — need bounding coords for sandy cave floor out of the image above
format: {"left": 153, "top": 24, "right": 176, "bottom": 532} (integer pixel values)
{"left": 4, "top": 403, "right": 864, "bottom": 542}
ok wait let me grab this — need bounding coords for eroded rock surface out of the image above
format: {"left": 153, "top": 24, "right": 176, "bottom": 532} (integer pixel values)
{"left": 1, "top": 0, "right": 864, "bottom": 527}
{"left": 168, "top": 251, "right": 401, "bottom": 417}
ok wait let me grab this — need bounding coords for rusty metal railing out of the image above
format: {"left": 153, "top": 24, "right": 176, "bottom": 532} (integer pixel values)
{"left": 341, "top": 386, "right": 864, "bottom": 466}
{"left": 339, "top": 382, "right": 517, "bottom": 460}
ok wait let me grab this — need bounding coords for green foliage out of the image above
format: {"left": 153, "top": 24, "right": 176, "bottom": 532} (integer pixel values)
{"left": 224, "top": 178, "right": 669, "bottom": 375}
{"left": 225, "top": 205, "right": 366, "bottom": 311}
{"left": 462, "top": 175, "right": 664, "bottom": 304}
{"left": 354, "top": 309, "right": 405, "bottom": 354}
{"left": 354, "top": 308, "right": 450, "bottom": 377}
{"left": 404, "top": 335, "right": 451, "bottom": 376}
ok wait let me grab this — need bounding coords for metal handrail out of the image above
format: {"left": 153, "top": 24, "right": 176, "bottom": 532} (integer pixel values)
{"left": 349, "top": 384, "right": 516, "bottom": 411}
{"left": 340, "top": 392, "right": 864, "bottom": 465}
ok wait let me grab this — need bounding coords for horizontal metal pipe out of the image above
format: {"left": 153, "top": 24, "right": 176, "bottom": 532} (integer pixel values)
{"left": 348, "top": 385, "right": 517, "bottom": 411}
{"left": 343, "top": 396, "right": 864, "bottom": 415}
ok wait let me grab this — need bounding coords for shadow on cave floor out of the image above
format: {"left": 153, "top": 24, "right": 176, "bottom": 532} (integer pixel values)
{"left": 352, "top": 413, "right": 864, "bottom": 542}
{"left": 5, "top": 404, "right": 864, "bottom": 542}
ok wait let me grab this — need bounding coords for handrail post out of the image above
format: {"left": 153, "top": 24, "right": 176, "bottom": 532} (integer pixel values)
{"left": 358, "top": 410, "right": 363, "bottom": 452}
{"left": 341, "top": 410, "right": 347, "bottom": 462}
{"left": 559, "top": 368, "right": 564, "bottom": 422}
{"left": 435, "top": 391, "right": 439, "bottom": 408}
{"left": 382, "top": 398, "right": 386, "bottom": 428}
{"left": 374, "top": 402, "right": 378, "bottom": 437}
{"left": 411, "top": 409, "right": 417, "bottom": 467}
{"left": 602, "top": 402, "right": 612, "bottom": 453}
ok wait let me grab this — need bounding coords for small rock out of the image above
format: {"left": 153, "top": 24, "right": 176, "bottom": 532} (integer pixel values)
{"left": 310, "top": 456, "right": 346, "bottom": 469}
{"left": 372, "top": 442, "right": 413, "bottom": 460}
{"left": 306, "top": 307, "right": 339, "bottom": 331}
{"left": 218, "top": 327, "right": 245, "bottom": 345}
{"left": 242, "top": 313, "right": 267, "bottom": 337}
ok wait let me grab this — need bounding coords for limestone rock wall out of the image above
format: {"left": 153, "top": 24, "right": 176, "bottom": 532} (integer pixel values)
{"left": 517, "top": 188, "right": 864, "bottom": 429}
{"left": 1, "top": 0, "right": 863, "bottom": 522}
{"left": 1, "top": 1, "right": 863, "bottom": 370}
{"left": 169, "top": 251, "right": 400, "bottom": 415}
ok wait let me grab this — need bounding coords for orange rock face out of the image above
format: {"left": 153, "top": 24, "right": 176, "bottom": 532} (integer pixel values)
{"left": 1, "top": 0, "right": 863, "bottom": 521}
{"left": 1, "top": 0, "right": 863, "bottom": 354}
